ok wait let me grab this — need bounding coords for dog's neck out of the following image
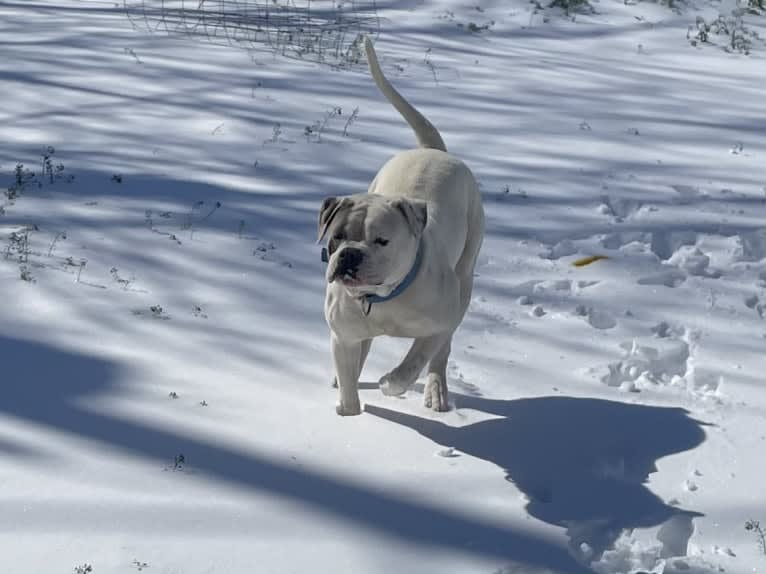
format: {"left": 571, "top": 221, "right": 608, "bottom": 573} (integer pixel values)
{"left": 361, "top": 240, "right": 424, "bottom": 313}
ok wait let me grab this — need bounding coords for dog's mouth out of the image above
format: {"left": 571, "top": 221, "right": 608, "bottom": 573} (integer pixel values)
{"left": 340, "top": 274, "right": 365, "bottom": 287}
{"left": 337, "top": 273, "right": 385, "bottom": 289}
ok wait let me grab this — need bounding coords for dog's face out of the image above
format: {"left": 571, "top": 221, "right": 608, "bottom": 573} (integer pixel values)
{"left": 318, "top": 194, "right": 427, "bottom": 292}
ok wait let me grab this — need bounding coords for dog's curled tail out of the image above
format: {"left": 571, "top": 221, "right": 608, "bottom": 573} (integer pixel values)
{"left": 364, "top": 37, "right": 447, "bottom": 152}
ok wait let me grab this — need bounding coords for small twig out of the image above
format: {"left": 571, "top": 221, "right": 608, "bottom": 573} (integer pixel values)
{"left": 110, "top": 267, "right": 133, "bottom": 290}
{"left": 47, "top": 231, "right": 66, "bottom": 256}
{"left": 183, "top": 201, "right": 205, "bottom": 230}
{"left": 196, "top": 201, "right": 222, "bottom": 226}
{"left": 424, "top": 48, "right": 439, "bottom": 85}
{"left": 19, "top": 265, "right": 35, "bottom": 283}
{"left": 76, "top": 259, "right": 87, "bottom": 283}
{"left": 746, "top": 520, "right": 766, "bottom": 555}
{"left": 41, "top": 146, "right": 55, "bottom": 184}
{"left": 265, "top": 123, "right": 282, "bottom": 144}
{"left": 343, "top": 106, "right": 359, "bottom": 136}
{"left": 125, "top": 47, "right": 143, "bottom": 63}
{"left": 305, "top": 107, "right": 342, "bottom": 143}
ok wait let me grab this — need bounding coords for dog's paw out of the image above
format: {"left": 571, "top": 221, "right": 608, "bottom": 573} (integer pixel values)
{"left": 424, "top": 374, "right": 449, "bottom": 412}
{"left": 379, "top": 371, "right": 413, "bottom": 397}
{"left": 336, "top": 401, "right": 362, "bottom": 416}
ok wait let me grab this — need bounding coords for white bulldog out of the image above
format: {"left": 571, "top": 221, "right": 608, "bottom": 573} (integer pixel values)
{"left": 319, "top": 37, "right": 484, "bottom": 416}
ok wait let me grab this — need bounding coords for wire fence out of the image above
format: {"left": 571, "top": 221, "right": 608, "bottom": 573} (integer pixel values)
{"left": 124, "top": 0, "right": 379, "bottom": 67}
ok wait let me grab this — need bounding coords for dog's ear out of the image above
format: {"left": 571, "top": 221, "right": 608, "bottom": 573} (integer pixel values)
{"left": 318, "top": 196, "right": 346, "bottom": 242}
{"left": 392, "top": 198, "right": 428, "bottom": 236}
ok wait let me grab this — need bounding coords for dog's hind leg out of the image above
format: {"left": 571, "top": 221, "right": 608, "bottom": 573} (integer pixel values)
{"left": 420, "top": 225, "right": 482, "bottom": 411}
{"left": 380, "top": 228, "right": 482, "bottom": 406}
{"left": 424, "top": 337, "right": 451, "bottom": 412}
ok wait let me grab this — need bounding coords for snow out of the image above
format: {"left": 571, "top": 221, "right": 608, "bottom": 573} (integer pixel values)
{"left": 1, "top": 0, "right": 765, "bottom": 572}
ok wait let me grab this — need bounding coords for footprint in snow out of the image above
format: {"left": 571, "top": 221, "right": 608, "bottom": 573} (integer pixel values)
{"left": 744, "top": 294, "right": 765, "bottom": 318}
{"left": 595, "top": 334, "right": 725, "bottom": 397}
{"left": 652, "top": 231, "right": 700, "bottom": 261}
{"left": 637, "top": 267, "right": 687, "bottom": 288}
{"left": 650, "top": 321, "right": 688, "bottom": 339}
{"left": 683, "top": 479, "right": 698, "bottom": 492}
{"left": 587, "top": 310, "right": 616, "bottom": 330}
{"left": 735, "top": 230, "right": 766, "bottom": 262}
{"left": 437, "top": 447, "right": 460, "bottom": 458}
{"left": 448, "top": 362, "right": 482, "bottom": 397}
{"left": 670, "top": 184, "right": 704, "bottom": 204}
{"left": 667, "top": 245, "right": 720, "bottom": 278}
{"left": 713, "top": 545, "right": 737, "bottom": 557}
{"left": 540, "top": 239, "right": 577, "bottom": 260}
{"left": 574, "top": 305, "right": 617, "bottom": 330}
{"left": 638, "top": 242, "right": 719, "bottom": 287}
{"left": 599, "top": 194, "right": 643, "bottom": 221}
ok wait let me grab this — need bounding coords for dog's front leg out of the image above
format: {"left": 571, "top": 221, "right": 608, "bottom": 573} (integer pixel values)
{"left": 331, "top": 338, "right": 372, "bottom": 388}
{"left": 332, "top": 333, "right": 365, "bottom": 416}
{"left": 379, "top": 332, "right": 452, "bottom": 397}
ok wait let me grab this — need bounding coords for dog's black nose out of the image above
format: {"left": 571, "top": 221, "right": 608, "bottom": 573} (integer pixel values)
{"left": 338, "top": 247, "right": 363, "bottom": 272}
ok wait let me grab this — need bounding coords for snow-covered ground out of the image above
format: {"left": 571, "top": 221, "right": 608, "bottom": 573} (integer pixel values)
{"left": 1, "top": 0, "right": 765, "bottom": 572}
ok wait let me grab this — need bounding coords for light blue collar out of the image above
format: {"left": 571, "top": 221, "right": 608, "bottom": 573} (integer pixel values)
{"left": 363, "top": 241, "right": 423, "bottom": 313}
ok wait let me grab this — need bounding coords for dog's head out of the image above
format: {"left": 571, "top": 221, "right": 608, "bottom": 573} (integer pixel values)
{"left": 318, "top": 194, "right": 427, "bottom": 293}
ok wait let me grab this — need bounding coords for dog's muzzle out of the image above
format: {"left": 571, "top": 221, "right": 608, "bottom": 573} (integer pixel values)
{"left": 330, "top": 246, "right": 364, "bottom": 282}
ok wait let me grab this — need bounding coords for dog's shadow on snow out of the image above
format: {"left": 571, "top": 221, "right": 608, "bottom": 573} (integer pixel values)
{"left": 0, "top": 335, "right": 596, "bottom": 573}
{"left": 0, "top": 331, "right": 707, "bottom": 570}
{"left": 366, "top": 391, "right": 708, "bottom": 560}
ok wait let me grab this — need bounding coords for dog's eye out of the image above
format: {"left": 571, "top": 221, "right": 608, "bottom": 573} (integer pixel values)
{"left": 333, "top": 232, "right": 346, "bottom": 241}
{"left": 374, "top": 237, "right": 389, "bottom": 246}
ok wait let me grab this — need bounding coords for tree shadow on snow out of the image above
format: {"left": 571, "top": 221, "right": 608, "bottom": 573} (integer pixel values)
{"left": 0, "top": 334, "right": 591, "bottom": 574}
{"left": 366, "top": 392, "right": 708, "bottom": 562}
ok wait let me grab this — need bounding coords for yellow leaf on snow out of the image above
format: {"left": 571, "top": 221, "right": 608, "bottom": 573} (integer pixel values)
{"left": 572, "top": 255, "right": 609, "bottom": 267}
